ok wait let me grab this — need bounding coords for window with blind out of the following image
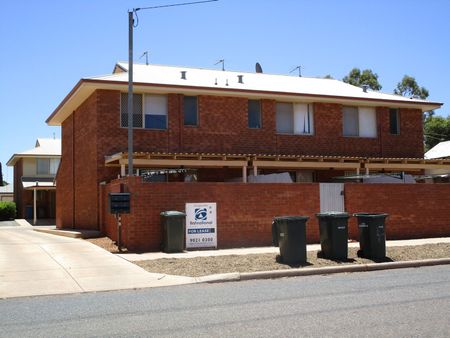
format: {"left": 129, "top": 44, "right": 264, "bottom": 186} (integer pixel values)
{"left": 120, "top": 93, "right": 168, "bottom": 130}
{"left": 343, "top": 106, "right": 376, "bottom": 137}
{"left": 389, "top": 108, "right": 400, "bottom": 134}
{"left": 183, "top": 96, "right": 198, "bottom": 126}
{"left": 248, "top": 100, "right": 262, "bottom": 128}
{"left": 144, "top": 95, "right": 168, "bottom": 129}
{"left": 276, "top": 102, "right": 314, "bottom": 134}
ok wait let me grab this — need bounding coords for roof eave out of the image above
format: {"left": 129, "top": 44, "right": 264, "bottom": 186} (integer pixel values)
{"left": 46, "top": 79, "right": 444, "bottom": 125}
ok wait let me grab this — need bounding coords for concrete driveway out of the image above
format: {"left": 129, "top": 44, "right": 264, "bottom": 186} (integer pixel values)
{"left": 0, "top": 222, "right": 194, "bottom": 299}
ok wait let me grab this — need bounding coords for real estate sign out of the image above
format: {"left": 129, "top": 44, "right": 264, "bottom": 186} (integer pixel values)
{"left": 185, "top": 202, "right": 217, "bottom": 249}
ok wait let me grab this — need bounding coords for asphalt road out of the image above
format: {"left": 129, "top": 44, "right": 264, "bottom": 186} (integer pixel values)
{"left": 1, "top": 265, "right": 449, "bottom": 337}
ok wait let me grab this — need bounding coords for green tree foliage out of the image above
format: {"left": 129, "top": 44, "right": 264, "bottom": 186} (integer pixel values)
{"left": 342, "top": 68, "right": 382, "bottom": 90}
{"left": 424, "top": 115, "right": 450, "bottom": 151}
{"left": 323, "top": 74, "right": 334, "bottom": 79}
{"left": 394, "top": 75, "right": 429, "bottom": 99}
{"left": 0, "top": 201, "right": 16, "bottom": 220}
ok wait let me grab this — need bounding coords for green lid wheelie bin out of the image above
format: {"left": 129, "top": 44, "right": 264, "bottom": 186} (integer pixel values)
{"left": 354, "top": 213, "right": 389, "bottom": 259}
{"left": 316, "top": 212, "right": 350, "bottom": 260}
{"left": 274, "top": 216, "right": 309, "bottom": 264}
{"left": 160, "top": 211, "right": 186, "bottom": 253}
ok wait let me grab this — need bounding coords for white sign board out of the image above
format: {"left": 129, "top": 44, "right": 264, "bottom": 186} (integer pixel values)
{"left": 185, "top": 202, "right": 217, "bottom": 249}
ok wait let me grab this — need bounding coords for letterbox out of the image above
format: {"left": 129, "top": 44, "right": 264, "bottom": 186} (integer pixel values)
{"left": 108, "top": 193, "right": 131, "bottom": 214}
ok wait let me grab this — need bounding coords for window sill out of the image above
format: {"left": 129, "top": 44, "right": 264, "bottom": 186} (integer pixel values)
{"left": 276, "top": 133, "right": 314, "bottom": 136}
{"left": 342, "top": 135, "right": 378, "bottom": 139}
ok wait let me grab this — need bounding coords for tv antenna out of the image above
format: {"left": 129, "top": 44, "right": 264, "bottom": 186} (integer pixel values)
{"left": 290, "top": 65, "right": 302, "bottom": 77}
{"left": 215, "top": 59, "right": 225, "bottom": 71}
{"left": 140, "top": 51, "right": 149, "bottom": 65}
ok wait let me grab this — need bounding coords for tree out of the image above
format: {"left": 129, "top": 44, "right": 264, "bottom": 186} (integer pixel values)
{"left": 342, "top": 68, "right": 382, "bottom": 90}
{"left": 323, "top": 74, "right": 334, "bottom": 79}
{"left": 424, "top": 115, "right": 450, "bottom": 151}
{"left": 394, "top": 75, "right": 429, "bottom": 99}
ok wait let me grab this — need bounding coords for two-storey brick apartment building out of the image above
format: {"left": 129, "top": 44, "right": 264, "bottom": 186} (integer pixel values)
{"left": 46, "top": 63, "right": 450, "bottom": 250}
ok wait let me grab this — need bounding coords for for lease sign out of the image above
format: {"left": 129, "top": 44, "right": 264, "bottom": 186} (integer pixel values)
{"left": 185, "top": 202, "right": 217, "bottom": 249}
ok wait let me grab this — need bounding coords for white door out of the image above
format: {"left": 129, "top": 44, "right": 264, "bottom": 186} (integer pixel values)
{"left": 320, "top": 183, "right": 345, "bottom": 213}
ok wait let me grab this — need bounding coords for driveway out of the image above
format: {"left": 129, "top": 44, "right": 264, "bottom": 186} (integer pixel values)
{"left": 0, "top": 222, "right": 194, "bottom": 298}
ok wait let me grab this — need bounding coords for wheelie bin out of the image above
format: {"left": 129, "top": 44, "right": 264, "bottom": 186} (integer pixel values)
{"left": 160, "top": 211, "right": 186, "bottom": 253}
{"left": 316, "top": 212, "right": 350, "bottom": 260}
{"left": 273, "top": 216, "right": 309, "bottom": 264}
{"left": 354, "top": 213, "right": 389, "bottom": 259}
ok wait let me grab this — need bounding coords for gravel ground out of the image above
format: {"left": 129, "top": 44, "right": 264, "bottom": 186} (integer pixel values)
{"left": 85, "top": 237, "right": 450, "bottom": 277}
{"left": 134, "top": 244, "right": 450, "bottom": 277}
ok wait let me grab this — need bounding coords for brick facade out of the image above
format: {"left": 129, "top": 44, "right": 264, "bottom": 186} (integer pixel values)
{"left": 101, "top": 177, "right": 450, "bottom": 252}
{"left": 57, "top": 89, "right": 426, "bottom": 230}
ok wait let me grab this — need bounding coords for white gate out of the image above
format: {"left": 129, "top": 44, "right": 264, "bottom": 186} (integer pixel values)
{"left": 320, "top": 183, "right": 345, "bottom": 213}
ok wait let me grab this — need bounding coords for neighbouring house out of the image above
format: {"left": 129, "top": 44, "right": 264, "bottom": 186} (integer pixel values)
{"left": 0, "top": 184, "right": 13, "bottom": 202}
{"left": 423, "top": 140, "right": 450, "bottom": 182}
{"left": 7, "top": 139, "right": 61, "bottom": 224}
{"left": 46, "top": 62, "right": 450, "bottom": 250}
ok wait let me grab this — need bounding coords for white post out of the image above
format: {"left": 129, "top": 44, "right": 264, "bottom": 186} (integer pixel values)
{"left": 33, "top": 189, "right": 37, "bottom": 225}
{"left": 242, "top": 166, "right": 247, "bottom": 183}
{"left": 121, "top": 165, "right": 126, "bottom": 177}
{"left": 356, "top": 168, "right": 360, "bottom": 175}
{"left": 253, "top": 165, "right": 258, "bottom": 177}
{"left": 365, "top": 167, "right": 369, "bottom": 175}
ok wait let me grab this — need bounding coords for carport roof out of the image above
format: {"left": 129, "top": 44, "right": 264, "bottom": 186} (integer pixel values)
{"left": 105, "top": 151, "right": 450, "bottom": 172}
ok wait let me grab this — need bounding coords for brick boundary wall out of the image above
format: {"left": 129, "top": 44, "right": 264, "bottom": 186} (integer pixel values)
{"left": 102, "top": 177, "right": 320, "bottom": 251}
{"left": 102, "top": 177, "right": 450, "bottom": 252}
{"left": 345, "top": 183, "right": 450, "bottom": 240}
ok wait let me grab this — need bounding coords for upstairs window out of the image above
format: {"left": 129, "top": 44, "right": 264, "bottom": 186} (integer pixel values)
{"left": 37, "top": 159, "right": 50, "bottom": 175}
{"left": 343, "top": 106, "right": 359, "bottom": 136}
{"left": 276, "top": 102, "right": 314, "bottom": 134}
{"left": 50, "top": 159, "right": 60, "bottom": 175}
{"left": 276, "top": 103, "right": 293, "bottom": 133}
{"left": 183, "top": 96, "right": 198, "bottom": 126}
{"left": 248, "top": 100, "right": 261, "bottom": 128}
{"left": 36, "top": 158, "right": 60, "bottom": 175}
{"left": 343, "top": 106, "right": 376, "bottom": 137}
{"left": 120, "top": 93, "right": 143, "bottom": 128}
{"left": 120, "top": 93, "right": 168, "bottom": 129}
{"left": 389, "top": 108, "right": 400, "bottom": 134}
{"left": 144, "top": 95, "right": 168, "bottom": 129}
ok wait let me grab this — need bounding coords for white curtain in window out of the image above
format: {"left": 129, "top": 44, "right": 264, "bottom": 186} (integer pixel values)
{"left": 358, "top": 107, "right": 377, "bottom": 137}
{"left": 293, "top": 103, "right": 314, "bottom": 134}
{"left": 50, "top": 159, "right": 60, "bottom": 175}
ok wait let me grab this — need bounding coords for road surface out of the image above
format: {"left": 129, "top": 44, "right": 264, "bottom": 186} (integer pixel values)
{"left": 1, "top": 265, "right": 449, "bottom": 337}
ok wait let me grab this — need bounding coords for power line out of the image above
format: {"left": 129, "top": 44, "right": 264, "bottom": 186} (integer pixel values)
{"left": 136, "top": 0, "right": 218, "bottom": 11}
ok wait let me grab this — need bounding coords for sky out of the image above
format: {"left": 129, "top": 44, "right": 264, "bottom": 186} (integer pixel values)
{"left": 1, "top": 0, "right": 449, "bottom": 184}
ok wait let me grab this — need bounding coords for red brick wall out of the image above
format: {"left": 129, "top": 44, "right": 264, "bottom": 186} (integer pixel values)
{"left": 56, "top": 115, "right": 74, "bottom": 228}
{"left": 57, "top": 93, "right": 99, "bottom": 230}
{"left": 102, "top": 179, "right": 450, "bottom": 252}
{"left": 345, "top": 184, "right": 450, "bottom": 240}
{"left": 92, "top": 90, "right": 425, "bottom": 159}
{"left": 103, "top": 177, "right": 321, "bottom": 251}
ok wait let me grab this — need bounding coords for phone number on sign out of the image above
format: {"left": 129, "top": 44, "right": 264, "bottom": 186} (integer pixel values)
{"left": 189, "top": 237, "right": 214, "bottom": 243}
